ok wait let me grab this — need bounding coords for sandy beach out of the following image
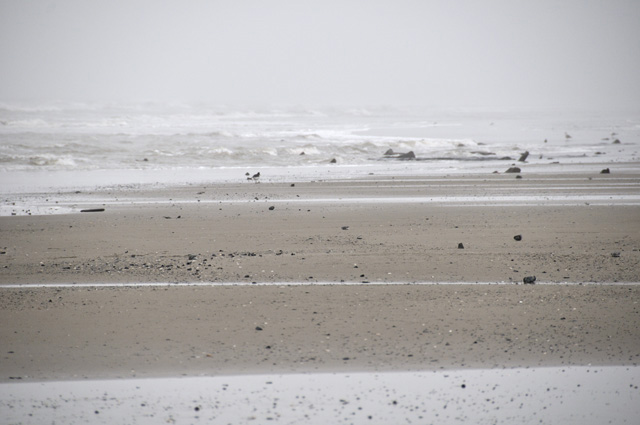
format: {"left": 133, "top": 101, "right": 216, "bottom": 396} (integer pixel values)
{"left": 1, "top": 172, "right": 639, "bottom": 379}
{"left": 3, "top": 1, "right": 640, "bottom": 421}
{"left": 1, "top": 172, "right": 639, "bottom": 423}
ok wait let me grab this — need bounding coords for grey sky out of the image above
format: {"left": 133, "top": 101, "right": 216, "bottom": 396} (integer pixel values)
{"left": 1, "top": 0, "right": 639, "bottom": 108}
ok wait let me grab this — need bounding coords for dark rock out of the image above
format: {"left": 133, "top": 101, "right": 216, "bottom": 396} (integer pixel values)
{"left": 397, "top": 151, "right": 416, "bottom": 160}
{"left": 515, "top": 175, "right": 522, "bottom": 179}
{"left": 600, "top": 168, "right": 610, "bottom": 174}
{"left": 458, "top": 243, "right": 464, "bottom": 249}
{"left": 268, "top": 206, "right": 275, "bottom": 210}
{"left": 505, "top": 167, "right": 521, "bottom": 173}
{"left": 80, "top": 208, "right": 105, "bottom": 213}
{"left": 255, "top": 326, "right": 263, "bottom": 331}
{"left": 341, "top": 226, "right": 349, "bottom": 230}
{"left": 330, "top": 158, "right": 337, "bottom": 163}
{"left": 611, "top": 252, "right": 621, "bottom": 258}
{"left": 383, "top": 150, "right": 416, "bottom": 160}
{"left": 518, "top": 151, "right": 529, "bottom": 162}
{"left": 612, "top": 139, "right": 621, "bottom": 144}
{"left": 514, "top": 235, "right": 522, "bottom": 241}
{"left": 188, "top": 254, "right": 197, "bottom": 261}
{"left": 523, "top": 276, "right": 536, "bottom": 284}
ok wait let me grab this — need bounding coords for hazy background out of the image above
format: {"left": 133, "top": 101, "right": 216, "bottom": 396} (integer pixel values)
{"left": 1, "top": 0, "right": 639, "bottom": 108}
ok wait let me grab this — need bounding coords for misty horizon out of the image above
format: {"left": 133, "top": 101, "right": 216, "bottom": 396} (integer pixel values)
{"left": 1, "top": 1, "right": 639, "bottom": 109}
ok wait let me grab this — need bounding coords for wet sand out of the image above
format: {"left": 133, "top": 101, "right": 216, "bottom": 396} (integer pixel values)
{"left": 1, "top": 283, "right": 639, "bottom": 382}
{"left": 1, "top": 173, "right": 639, "bottom": 383}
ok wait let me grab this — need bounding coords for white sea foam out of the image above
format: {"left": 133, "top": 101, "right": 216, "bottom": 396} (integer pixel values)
{"left": 1, "top": 103, "right": 638, "bottom": 193}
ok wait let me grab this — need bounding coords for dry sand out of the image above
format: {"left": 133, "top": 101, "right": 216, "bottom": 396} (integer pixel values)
{"left": 1, "top": 173, "right": 639, "bottom": 383}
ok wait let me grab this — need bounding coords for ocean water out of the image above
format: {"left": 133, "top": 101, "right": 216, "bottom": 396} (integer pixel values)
{"left": 1, "top": 102, "right": 639, "bottom": 192}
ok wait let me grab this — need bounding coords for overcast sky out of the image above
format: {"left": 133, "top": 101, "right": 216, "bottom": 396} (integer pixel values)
{"left": 1, "top": 0, "right": 639, "bottom": 108}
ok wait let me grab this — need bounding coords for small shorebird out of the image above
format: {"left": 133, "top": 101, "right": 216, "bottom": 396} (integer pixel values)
{"left": 247, "top": 172, "right": 260, "bottom": 183}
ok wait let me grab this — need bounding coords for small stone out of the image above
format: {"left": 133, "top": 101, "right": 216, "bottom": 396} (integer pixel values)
{"left": 330, "top": 158, "right": 337, "bottom": 163}
{"left": 514, "top": 235, "right": 522, "bottom": 241}
{"left": 611, "top": 252, "right": 621, "bottom": 258}
{"left": 458, "top": 243, "right": 464, "bottom": 249}
{"left": 268, "top": 206, "right": 275, "bottom": 210}
{"left": 612, "top": 139, "right": 621, "bottom": 144}
{"left": 600, "top": 168, "right": 610, "bottom": 174}
{"left": 505, "top": 167, "right": 521, "bottom": 173}
{"left": 341, "top": 226, "right": 349, "bottom": 230}
{"left": 523, "top": 276, "right": 536, "bottom": 284}
{"left": 518, "top": 151, "right": 529, "bottom": 162}
{"left": 255, "top": 326, "right": 263, "bottom": 331}
{"left": 515, "top": 175, "right": 522, "bottom": 179}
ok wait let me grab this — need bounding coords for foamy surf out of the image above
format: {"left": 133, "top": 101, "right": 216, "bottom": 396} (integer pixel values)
{"left": 1, "top": 103, "right": 638, "bottom": 182}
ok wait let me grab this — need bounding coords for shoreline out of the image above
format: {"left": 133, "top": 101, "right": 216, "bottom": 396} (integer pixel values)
{"left": 2, "top": 160, "right": 639, "bottom": 197}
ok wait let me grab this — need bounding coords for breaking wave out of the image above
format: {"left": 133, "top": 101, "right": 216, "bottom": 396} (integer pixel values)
{"left": 0, "top": 102, "right": 638, "bottom": 173}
